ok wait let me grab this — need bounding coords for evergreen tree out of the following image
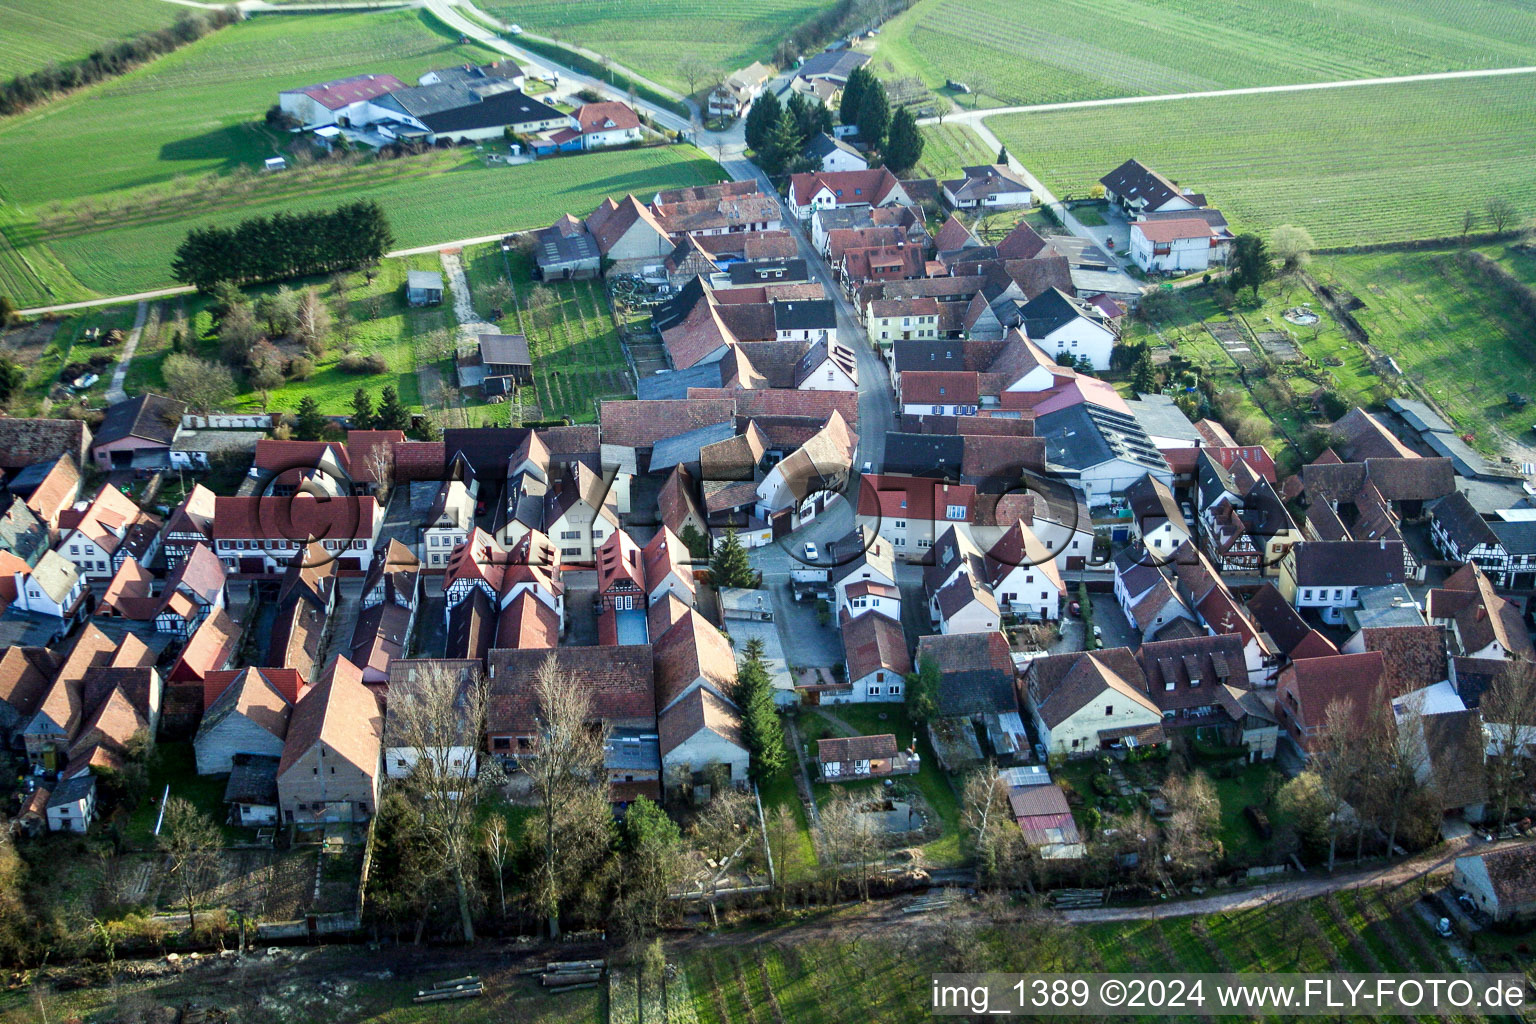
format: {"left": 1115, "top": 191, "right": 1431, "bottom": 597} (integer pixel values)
{"left": 350, "top": 387, "right": 376, "bottom": 431}
{"left": 788, "top": 90, "right": 832, "bottom": 145}
{"left": 0, "top": 296, "right": 16, "bottom": 329}
{"left": 709, "top": 528, "right": 755, "bottom": 587}
{"left": 839, "top": 66, "right": 869, "bottom": 129}
{"left": 376, "top": 385, "right": 410, "bottom": 432}
{"left": 1131, "top": 349, "right": 1157, "bottom": 393}
{"left": 208, "top": 280, "right": 248, "bottom": 330}
{"left": 735, "top": 646, "right": 787, "bottom": 783}
{"left": 905, "top": 656, "right": 941, "bottom": 724}
{"left": 883, "top": 107, "right": 924, "bottom": 175}
{"left": 857, "top": 77, "right": 890, "bottom": 150}
{"left": 294, "top": 396, "right": 329, "bottom": 441}
{"left": 762, "top": 108, "right": 804, "bottom": 175}
{"left": 996, "top": 145, "right": 1010, "bottom": 165}
{"left": 1230, "top": 233, "right": 1273, "bottom": 300}
{"left": 744, "top": 88, "right": 781, "bottom": 154}
{"left": 679, "top": 523, "right": 710, "bottom": 560}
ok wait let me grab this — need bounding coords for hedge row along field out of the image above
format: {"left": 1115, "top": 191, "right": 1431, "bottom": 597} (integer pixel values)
{"left": 873, "top": 0, "right": 1536, "bottom": 107}
{"left": 987, "top": 74, "right": 1536, "bottom": 248}
{"left": 485, "top": 0, "right": 836, "bottom": 93}
{"left": 0, "top": 0, "right": 186, "bottom": 79}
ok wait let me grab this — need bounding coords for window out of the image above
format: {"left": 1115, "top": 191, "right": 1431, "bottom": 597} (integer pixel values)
{"left": 1301, "top": 588, "right": 1312, "bottom": 601}
{"left": 875, "top": 672, "right": 885, "bottom": 683}
{"left": 889, "top": 684, "right": 901, "bottom": 696}
{"left": 1105, "top": 705, "right": 1114, "bottom": 716}
{"left": 561, "top": 530, "right": 580, "bottom": 540}
{"left": 946, "top": 505, "right": 966, "bottom": 520}
{"left": 855, "top": 759, "right": 871, "bottom": 774}
{"left": 824, "top": 760, "right": 841, "bottom": 776}
{"left": 562, "top": 547, "right": 580, "bottom": 556}
{"left": 868, "top": 685, "right": 880, "bottom": 696}
{"left": 1332, "top": 589, "right": 1344, "bottom": 602}
{"left": 894, "top": 520, "right": 906, "bottom": 529}
{"left": 1004, "top": 592, "right": 1016, "bottom": 602}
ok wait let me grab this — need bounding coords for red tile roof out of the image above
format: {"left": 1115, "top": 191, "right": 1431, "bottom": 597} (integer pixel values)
{"left": 211, "top": 495, "right": 380, "bottom": 541}
{"left": 292, "top": 73, "right": 404, "bottom": 111}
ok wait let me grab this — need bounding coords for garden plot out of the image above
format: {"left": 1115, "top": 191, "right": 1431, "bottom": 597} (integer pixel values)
{"left": 1254, "top": 329, "right": 1304, "bottom": 363}
{"left": 1205, "top": 320, "right": 1259, "bottom": 370}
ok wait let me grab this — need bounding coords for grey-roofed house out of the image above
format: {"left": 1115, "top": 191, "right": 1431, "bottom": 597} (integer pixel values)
{"left": 806, "top": 132, "right": 868, "bottom": 172}
{"left": 371, "top": 83, "right": 566, "bottom": 143}
{"left": 406, "top": 270, "right": 443, "bottom": 306}
{"left": 1128, "top": 393, "right": 1202, "bottom": 446}
{"left": 0, "top": 497, "right": 49, "bottom": 568}
{"left": 1036, "top": 403, "right": 1172, "bottom": 507}
{"left": 1018, "top": 287, "right": 1118, "bottom": 370}
{"left": 648, "top": 421, "right": 740, "bottom": 475}
{"left": 941, "top": 164, "right": 1031, "bottom": 209}
{"left": 476, "top": 333, "right": 532, "bottom": 396}
{"left": 533, "top": 215, "right": 601, "bottom": 280}
{"left": 773, "top": 298, "right": 836, "bottom": 340}
{"left": 794, "top": 49, "right": 869, "bottom": 85}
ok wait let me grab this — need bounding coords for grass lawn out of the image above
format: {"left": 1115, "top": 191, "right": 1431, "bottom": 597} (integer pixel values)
{"left": 0, "top": 0, "right": 187, "bottom": 79}
{"left": 483, "top": 0, "right": 836, "bottom": 93}
{"left": 758, "top": 722, "right": 817, "bottom": 884}
{"left": 1068, "top": 204, "right": 1107, "bottom": 227}
{"left": 987, "top": 74, "right": 1536, "bottom": 247}
{"left": 873, "top": 0, "right": 1536, "bottom": 108}
{"left": 1206, "top": 761, "right": 1283, "bottom": 867}
{"left": 124, "top": 742, "right": 247, "bottom": 847}
{"left": 458, "top": 243, "right": 634, "bottom": 424}
{"left": 1312, "top": 245, "right": 1536, "bottom": 453}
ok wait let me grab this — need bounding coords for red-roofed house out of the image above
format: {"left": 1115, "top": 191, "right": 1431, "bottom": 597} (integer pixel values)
{"left": 572, "top": 101, "right": 642, "bottom": 148}
{"left": 211, "top": 495, "right": 383, "bottom": 574}
{"left": 841, "top": 611, "right": 911, "bottom": 702}
{"left": 900, "top": 370, "right": 980, "bottom": 417}
{"left": 1275, "top": 651, "right": 1387, "bottom": 754}
{"left": 788, "top": 169, "right": 909, "bottom": 220}
{"left": 857, "top": 474, "right": 977, "bottom": 560}
{"left": 1129, "top": 218, "right": 1227, "bottom": 273}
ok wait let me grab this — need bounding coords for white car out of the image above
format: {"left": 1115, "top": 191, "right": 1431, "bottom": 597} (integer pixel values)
{"left": 802, "top": 542, "right": 819, "bottom": 562}
{"left": 508, "top": 23, "right": 523, "bottom": 34}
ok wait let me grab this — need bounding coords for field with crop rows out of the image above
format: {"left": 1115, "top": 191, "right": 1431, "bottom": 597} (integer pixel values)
{"left": 461, "top": 243, "right": 634, "bottom": 424}
{"left": 0, "top": 144, "right": 723, "bottom": 308}
{"left": 485, "top": 0, "right": 833, "bottom": 93}
{"left": 912, "top": 122, "right": 992, "bottom": 182}
{"left": 1315, "top": 246, "right": 1536, "bottom": 451}
{"left": 0, "top": 0, "right": 187, "bottom": 79}
{"left": 987, "top": 75, "right": 1536, "bottom": 247}
{"left": 872, "top": 0, "right": 1536, "bottom": 108}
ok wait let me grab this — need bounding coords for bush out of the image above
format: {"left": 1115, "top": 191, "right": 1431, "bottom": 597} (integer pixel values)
{"left": 287, "top": 356, "right": 314, "bottom": 380}
{"left": 1091, "top": 772, "right": 1114, "bottom": 797}
{"left": 340, "top": 353, "right": 388, "bottom": 374}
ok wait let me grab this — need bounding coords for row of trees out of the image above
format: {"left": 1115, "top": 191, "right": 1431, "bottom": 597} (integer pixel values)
{"left": 0, "top": 9, "right": 240, "bottom": 117}
{"left": 171, "top": 200, "right": 394, "bottom": 291}
{"left": 744, "top": 89, "right": 832, "bottom": 175}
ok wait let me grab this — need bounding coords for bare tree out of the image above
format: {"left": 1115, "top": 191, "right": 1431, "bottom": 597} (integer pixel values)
{"left": 360, "top": 442, "right": 394, "bottom": 505}
{"left": 1312, "top": 697, "right": 1365, "bottom": 872}
{"left": 1363, "top": 687, "right": 1430, "bottom": 858}
{"left": 1482, "top": 661, "right": 1536, "bottom": 829}
{"left": 388, "top": 662, "right": 487, "bottom": 942}
{"left": 677, "top": 56, "right": 710, "bottom": 99}
{"left": 961, "top": 769, "right": 1030, "bottom": 890}
{"left": 159, "top": 796, "right": 221, "bottom": 932}
{"left": 294, "top": 287, "right": 332, "bottom": 357}
{"left": 526, "top": 656, "right": 609, "bottom": 936}
{"left": 687, "top": 788, "right": 758, "bottom": 925}
{"left": 1462, "top": 208, "right": 1480, "bottom": 238}
{"left": 1487, "top": 196, "right": 1518, "bottom": 234}
{"left": 483, "top": 815, "right": 511, "bottom": 919}
{"left": 163, "top": 354, "right": 235, "bottom": 415}
{"left": 475, "top": 278, "right": 515, "bottom": 318}
{"left": 820, "top": 787, "right": 881, "bottom": 901}
{"left": 420, "top": 326, "right": 456, "bottom": 363}
{"left": 1161, "top": 770, "right": 1222, "bottom": 879}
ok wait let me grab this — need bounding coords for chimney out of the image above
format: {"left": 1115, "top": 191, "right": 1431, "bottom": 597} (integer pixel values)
{"left": 1379, "top": 537, "right": 1386, "bottom": 549}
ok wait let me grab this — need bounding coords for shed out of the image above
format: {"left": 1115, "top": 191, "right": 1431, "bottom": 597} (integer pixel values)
{"left": 477, "top": 333, "right": 533, "bottom": 394}
{"left": 406, "top": 270, "right": 443, "bottom": 307}
{"left": 263, "top": 157, "right": 288, "bottom": 173}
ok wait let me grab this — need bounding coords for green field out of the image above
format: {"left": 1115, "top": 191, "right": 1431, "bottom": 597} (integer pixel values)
{"left": 0, "top": 0, "right": 187, "bottom": 79}
{"left": 1314, "top": 245, "right": 1536, "bottom": 451}
{"left": 0, "top": 9, "right": 723, "bottom": 308}
{"left": 460, "top": 243, "right": 635, "bottom": 424}
{"left": 485, "top": 0, "right": 831, "bottom": 93}
{"left": 986, "top": 75, "right": 1536, "bottom": 247}
{"left": 911, "top": 121, "right": 992, "bottom": 182}
{"left": 871, "top": 0, "right": 1536, "bottom": 108}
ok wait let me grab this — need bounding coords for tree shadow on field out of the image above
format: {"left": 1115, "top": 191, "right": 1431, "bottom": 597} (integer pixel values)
{"left": 159, "top": 123, "right": 273, "bottom": 170}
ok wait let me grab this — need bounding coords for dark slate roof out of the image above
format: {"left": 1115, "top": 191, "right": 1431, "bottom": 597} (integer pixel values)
{"left": 94, "top": 393, "right": 184, "bottom": 448}
{"left": 223, "top": 753, "right": 280, "bottom": 805}
{"left": 1019, "top": 287, "right": 1097, "bottom": 338}
{"left": 1037, "top": 403, "right": 1168, "bottom": 473}
{"left": 915, "top": 631, "right": 1015, "bottom": 717}
{"left": 1099, "top": 158, "right": 1190, "bottom": 210}
{"left": 479, "top": 333, "right": 531, "bottom": 367}
{"left": 882, "top": 432, "right": 964, "bottom": 478}
{"left": 728, "top": 260, "right": 808, "bottom": 286}
{"left": 418, "top": 88, "right": 564, "bottom": 133}
{"left": 1289, "top": 540, "right": 1405, "bottom": 587}
{"left": 796, "top": 49, "right": 869, "bottom": 82}
{"left": 773, "top": 298, "right": 835, "bottom": 332}
{"left": 1490, "top": 519, "right": 1536, "bottom": 556}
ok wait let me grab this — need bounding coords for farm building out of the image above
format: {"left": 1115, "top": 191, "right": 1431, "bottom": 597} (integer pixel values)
{"left": 816, "top": 734, "right": 918, "bottom": 781}
{"left": 369, "top": 84, "right": 566, "bottom": 144}
{"left": 406, "top": 270, "right": 443, "bottom": 306}
{"left": 91, "top": 393, "right": 186, "bottom": 471}
{"left": 533, "top": 215, "right": 601, "bottom": 280}
{"left": 1454, "top": 844, "right": 1536, "bottom": 923}
{"left": 278, "top": 73, "right": 406, "bottom": 128}
{"left": 476, "top": 334, "right": 532, "bottom": 395}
